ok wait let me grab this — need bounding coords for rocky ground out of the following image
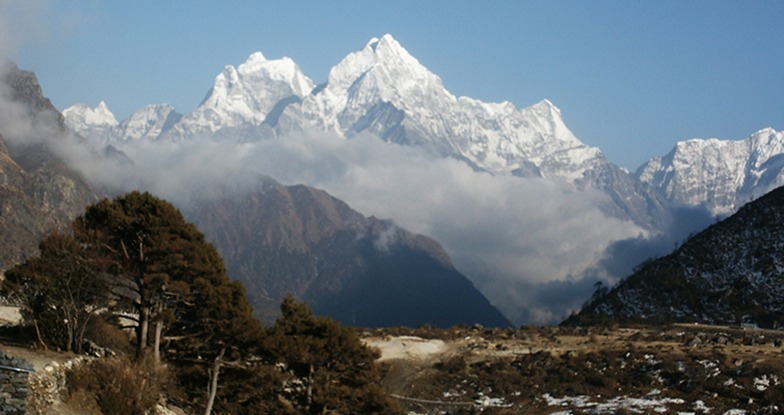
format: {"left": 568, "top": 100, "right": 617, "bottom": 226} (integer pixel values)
{"left": 3, "top": 322, "right": 783, "bottom": 415}
{"left": 363, "top": 324, "right": 784, "bottom": 414}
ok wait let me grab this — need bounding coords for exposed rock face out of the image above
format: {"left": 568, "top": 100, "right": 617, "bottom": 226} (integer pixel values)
{"left": 637, "top": 128, "right": 784, "bottom": 216}
{"left": 0, "top": 63, "right": 99, "bottom": 269}
{"left": 567, "top": 185, "right": 784, "bottom": 328}
{"left": 186, "top": 178, "right": 509, "bottom": 327}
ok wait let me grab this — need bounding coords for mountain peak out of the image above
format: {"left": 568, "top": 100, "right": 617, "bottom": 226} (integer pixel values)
{"left": 637, "top": 127, "right": 784, "bottom": 215}
{"left": 232, "top": 52, "right": 313, "bottom": 96}
{"left": 752, "top": 127, "right": 778, "bottom": 138}
{"left": 93, "top": 101, "right": 117, "bottom": 123}
{"left": 111, "top": 103, "right": 182, "bottom": 142}
{"left": 365, "top": 34, "right": 398, "bottom": 52}
{"left": 366, "top": 37, "right": 380, "bottom": 51}
{"left": 325, "top": 34, "right": 444, "bottom": 99}
{"left": 63, "top": 101, "right": 118, "bottom": 134}
{"left": 246, "top": 51, "right": 267, "bottom": 63}
{"left": 159, "top": 51, "right": 315, "bottom": 139}
{"left": 371, "top": 34, "right": 420, "bottom": 69}
{"left": 530, "top": 99, "right": 561, "bottom": 116}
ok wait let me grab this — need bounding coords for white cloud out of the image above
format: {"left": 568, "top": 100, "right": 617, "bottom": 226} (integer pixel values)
{"left": 71, "top": 131, "right": 644, "bottom": 325}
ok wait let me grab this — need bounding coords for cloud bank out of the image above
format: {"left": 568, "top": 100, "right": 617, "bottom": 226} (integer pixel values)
{"left": 61, "top": 131, "right": 650, "bottom": 324}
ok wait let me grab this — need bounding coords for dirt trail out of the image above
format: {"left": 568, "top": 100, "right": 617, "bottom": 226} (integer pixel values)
{"left": 0, "top": 343, "right": 76, "bottom": 373}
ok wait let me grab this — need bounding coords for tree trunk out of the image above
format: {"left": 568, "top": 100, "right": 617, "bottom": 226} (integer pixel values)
{"left": 33, "top": 319, "right": 48, "bottom": 351}
{"left": 204, "top": 347, "right": 226, "bottom": 415}
{"left": 138, "top": 305, "right": 150, "bottom": 356}
{"left": 305, "top": 363, "right": 314, "bottom": 414}
{"left": 77, "top": 313, "right": 92, "bottom": 355}
{"left": 66, "top": 322, "right": 74, "bottom": 353}
{"left": 153, "top": 319, "right": 164, "bottom": 362}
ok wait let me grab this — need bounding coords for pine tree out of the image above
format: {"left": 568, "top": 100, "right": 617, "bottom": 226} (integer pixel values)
{"left": 77, "top": 191, "right": 237, "bottom": 358}
{"left": 269, "top": 297, "right": 401, "bottom": 415}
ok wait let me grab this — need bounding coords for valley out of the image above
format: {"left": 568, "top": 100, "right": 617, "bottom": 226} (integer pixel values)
{"left": 1, "top": 3, "right": 782, "bottom": 414}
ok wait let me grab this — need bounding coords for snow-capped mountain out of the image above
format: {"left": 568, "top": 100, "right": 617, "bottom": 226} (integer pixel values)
{"left": 63, "top": 35, "right": 674, "bottom": 229}
{"left": 70, "top": 35, "right": 612, "bottom": 184}
{"left": 64, "top": 102, "right": 182, "bottom": 143}
{"left": 162, "top": 52, "right": 314, "bottom": 140}
{"left": 637, "top": 128, "right": 784, "bottom": 215}
{"left": 62, "top": 101, "right": 118, "bottom": 142}
{"left": 112, "top": 103, "right": 182, "bottom": 142}
{"left": 291, "top": 35, "right": 608, "bottom": 183}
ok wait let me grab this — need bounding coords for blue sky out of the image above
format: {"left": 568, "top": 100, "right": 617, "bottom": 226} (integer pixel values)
{"left": 6, "top": 0, "right": 784, "bottom": 170}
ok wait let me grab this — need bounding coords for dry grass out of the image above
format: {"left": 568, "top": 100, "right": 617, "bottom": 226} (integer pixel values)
{"left": 366, "top": 324, "right": 784, "bottom": 414}
{"left": 67, "top": 355, "right": 179, "bottom": 415}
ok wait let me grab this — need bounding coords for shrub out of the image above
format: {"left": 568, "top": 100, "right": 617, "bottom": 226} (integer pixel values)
{"left": 84, "top": 314, "right": 132, "bottom": 353}
{"left": 68, "top": 356, "right": 178, "bottom": 415}
{"left": 437, "top": 356, "right": 468, "bottom": 374}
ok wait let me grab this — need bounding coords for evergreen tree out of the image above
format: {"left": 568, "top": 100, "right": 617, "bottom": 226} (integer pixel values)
{"left": 269, "top": 297, "right": 401, "bottom": 415}
{"left": 77, "top": 191, "right": 234, "bottom": 358}
{"left": 2, "top": 191, "right": 402, "bottom": 414}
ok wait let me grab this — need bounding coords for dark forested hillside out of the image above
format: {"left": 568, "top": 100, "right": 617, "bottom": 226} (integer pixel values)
{"left": 187, "top": 179, "right": 508, "bottom": 328}
{"left": 566, "top": 186, "right": 784, "bottom": 328}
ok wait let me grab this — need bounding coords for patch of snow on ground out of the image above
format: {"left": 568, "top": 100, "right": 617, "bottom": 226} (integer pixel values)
{"left": 692, "top": 399, "right": 711, "bottom": 413}
{"left": 475, "top": 395, "right": 510, "bottom": 408}
{"left": 699, "top": 359, "right": 721, "bottom": 378}
{"left": 542, "top": 393, "right": 686, "bottom": 413}
{"left": 753, "top": 374, "right": 779, "bottom": 391}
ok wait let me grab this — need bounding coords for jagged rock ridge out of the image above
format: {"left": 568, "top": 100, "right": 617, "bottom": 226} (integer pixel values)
{"left": 637, "top": 127, "right": 784, "bottom": 216}
{"left": 0, "top": 62, "right": 100, "bottom": 269}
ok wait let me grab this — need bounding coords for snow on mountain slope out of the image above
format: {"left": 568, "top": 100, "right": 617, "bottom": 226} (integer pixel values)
{"left": 67, "top": 34, "right": 670, "bottom": 229}
{"left": 637, "top": 128, "right": 784, "bottom": 215}
{"left": 62, "top": 101, "right": 117, "bottom": 142}
{"left": 111, "top": 103, "right": 182, "bottom": 142}
{"left": 64, "top": 102, "right": 182, "bottom": 143}
{"left": 293, "top": 34, "right": 605, "bottom": 184}
{"left": 162, "top": 52, "right": 314, "bottom": 140}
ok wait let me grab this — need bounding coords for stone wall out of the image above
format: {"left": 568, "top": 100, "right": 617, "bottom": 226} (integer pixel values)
{"left": 0, "top": 351, "right": 34, "bottom": 415}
